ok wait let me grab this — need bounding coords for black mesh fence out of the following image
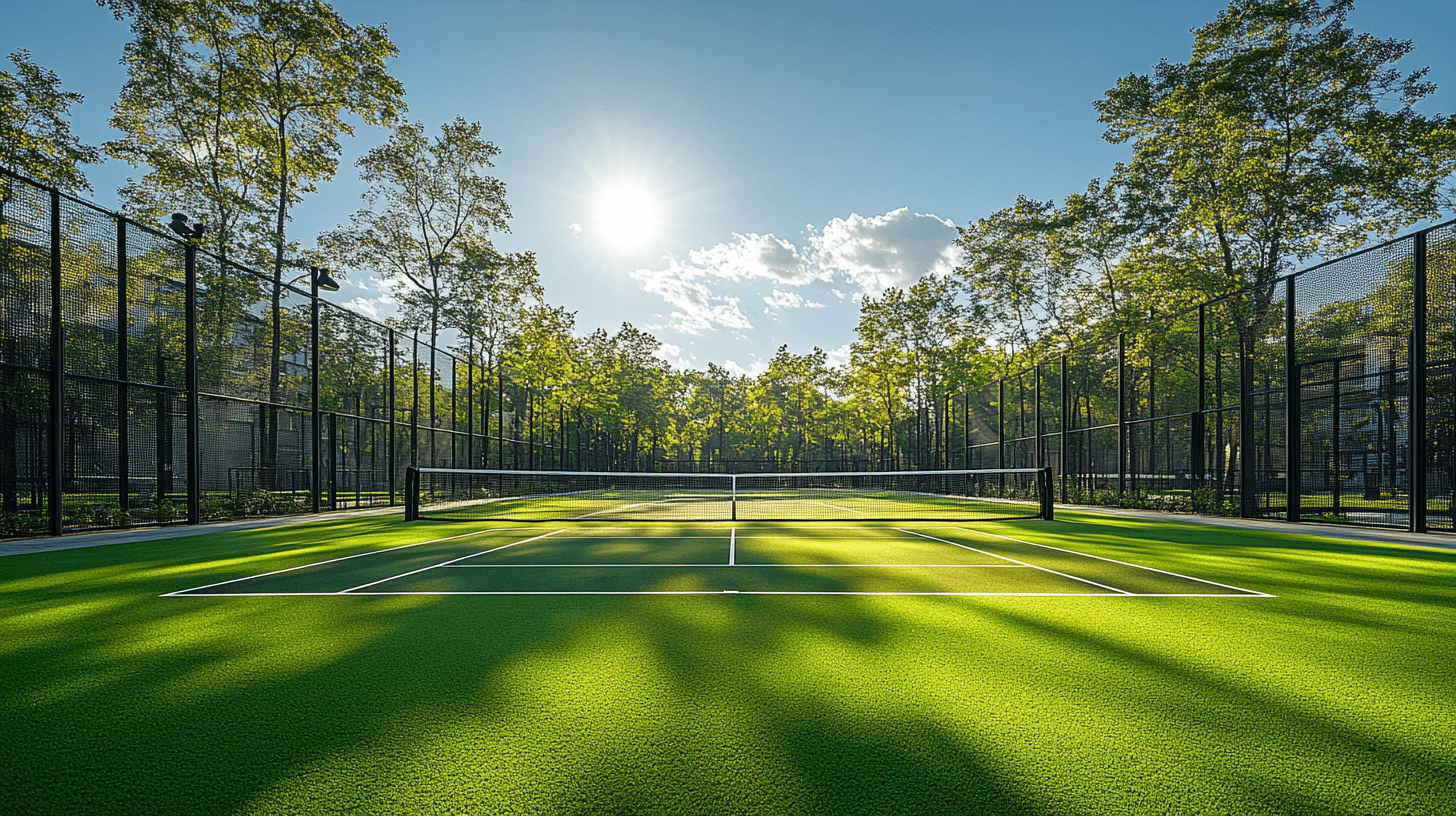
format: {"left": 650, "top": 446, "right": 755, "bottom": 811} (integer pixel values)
{"left": 4, "top": 162, "right": 1456, "bottom": 537}
{"left": 0, "top": 168, "right": 532, "bottom": 537}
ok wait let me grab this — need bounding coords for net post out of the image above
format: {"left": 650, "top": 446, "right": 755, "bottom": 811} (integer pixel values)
{"left": 1039, "top": 467, "right": 1054, "bottom": 521}
{"left": 404, "top": 466, "right": 419, "bottom": 521}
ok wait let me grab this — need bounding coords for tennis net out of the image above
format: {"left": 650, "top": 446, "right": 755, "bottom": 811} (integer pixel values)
{"left": 405, "top": 467, "right": 1054, "bottom": 522}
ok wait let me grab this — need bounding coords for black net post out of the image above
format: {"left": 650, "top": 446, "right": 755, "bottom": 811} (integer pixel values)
{"left": 48, "top": 188, "right": 63, "bottom": 536}
{"left": 1285, "top": 277, "right": 1300, "bottom": 524}
{"left": 404, "top": 465, "right": 419, "bottom": 521}
{"left": 1039, "top": 466, "right": 1054, "bottom": 520}
{"left": 184, "top": 237, "right": 200, "bottom": 525}
{"left": 1413, "top": 230, "right": 1429, "bottom": 532}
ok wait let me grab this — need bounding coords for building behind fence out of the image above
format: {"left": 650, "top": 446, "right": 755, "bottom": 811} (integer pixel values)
{"left": 2, "top": 166, "right": 1453, "bottom": 538}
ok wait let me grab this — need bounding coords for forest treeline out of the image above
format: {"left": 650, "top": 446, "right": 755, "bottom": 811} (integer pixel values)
{"left": 3, "top": 0, "right": 1453, "bottom": 473}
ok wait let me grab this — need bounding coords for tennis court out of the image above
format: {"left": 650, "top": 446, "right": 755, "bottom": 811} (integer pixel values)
{"left": 164, "top": 523, "right": 1269, "bottom": 598}
{"left": 6, "top": 507, "right": 1455, "bottom": 816}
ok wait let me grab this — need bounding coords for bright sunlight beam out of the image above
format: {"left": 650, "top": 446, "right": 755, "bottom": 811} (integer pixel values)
{"left": 596, "top": 185, "right": 660, "bottom": 247}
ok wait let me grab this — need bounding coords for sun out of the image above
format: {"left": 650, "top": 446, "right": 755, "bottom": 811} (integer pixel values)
{"left": 596, "top": 185, "right": 659, "bottom": 247}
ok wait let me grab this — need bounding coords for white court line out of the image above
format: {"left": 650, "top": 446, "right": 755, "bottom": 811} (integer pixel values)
{"left": 730, "top": 528, "right": 736, "bottom": 565}
{"left": 337, "top": 529, "right": 565, "bottom": 593}
{"left": 443, "top": 562, "right": 1031, "bottom": 568}
{"left": 547, "top": 536, "right": 725, "bottom": 540}
{"left": 896, "top": 529, "right": 1133, "bottom": 596}
{"left": 812, "top": 500, "right": 862, "bottom": 513}
{"left": 955, "top": 527, "right": 1274, "bottom": 597}
{"left": 160, "top": 527, "right": 528, "bottom": 597}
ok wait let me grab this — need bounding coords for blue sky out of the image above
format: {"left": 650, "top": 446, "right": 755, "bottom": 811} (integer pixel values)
{"left": 5, "top": 0, "right": 1453, "bottom": 375}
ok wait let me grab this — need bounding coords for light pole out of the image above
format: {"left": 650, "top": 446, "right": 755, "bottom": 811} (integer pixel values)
{"left": 285, "top": 266, "right": 340, "bottom": 512}
{"left": 167, "top": 214, "right": 205, "bottom": 524}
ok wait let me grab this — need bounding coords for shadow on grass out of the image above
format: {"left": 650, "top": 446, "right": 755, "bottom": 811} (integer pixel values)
{"left": 3, "top": 515, "right": 1455, "bottom": 814}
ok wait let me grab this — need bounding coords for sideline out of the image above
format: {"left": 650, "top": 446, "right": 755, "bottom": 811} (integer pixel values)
{"left": 0, "top": 505, "right": 404, "bottom": 558}
{"left": 1064, "top": 504, "right": 1456, "bottom": 551}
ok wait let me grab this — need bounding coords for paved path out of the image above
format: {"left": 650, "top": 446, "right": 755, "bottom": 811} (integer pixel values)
{"left": 2, "top": 503, "right": 1449, "bottom": 557}
{"left": 0, "top": 506, "right": 403, "bottom": 558}
{"left": 1065, "top": 505, "right": 1455, "bottom": 550}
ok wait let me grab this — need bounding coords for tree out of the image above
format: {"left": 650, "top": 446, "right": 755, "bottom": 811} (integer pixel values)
{"left": 0, "top": 50, "right": 99, "bottom": 192}
{"left": 107, "top": 0, "right": 264, "bottom": 266}
{"left": 324, "top": 117, "right": 510, "bottom": 355}
{"left": 1096, "top": 0, "right": 1456, "bottom": 339}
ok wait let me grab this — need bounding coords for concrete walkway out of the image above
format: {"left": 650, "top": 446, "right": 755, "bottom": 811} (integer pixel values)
{"left": 1063, "top": 504, "right": 1456, "bottom": 550}
{"left": 0, "top": 505, "right": 403, "bottom": 558}
{"left": 2, "top": 502, "right": 1450, "bottom": 557}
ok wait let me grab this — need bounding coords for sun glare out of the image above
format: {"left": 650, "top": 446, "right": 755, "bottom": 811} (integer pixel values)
{"left": 596, "top": 185, "right": 659, "bottom": 247}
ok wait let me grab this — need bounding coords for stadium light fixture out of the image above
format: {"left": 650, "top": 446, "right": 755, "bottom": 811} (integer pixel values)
{"left": 167, "top": 213, "right": 206, "bottom": 240}
{"left": 285, "top": 266, "right": 341, "bottom": 292}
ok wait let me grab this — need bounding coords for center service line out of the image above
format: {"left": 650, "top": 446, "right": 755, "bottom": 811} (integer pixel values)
{"left": 729, "top": 527, "right": 736, "bottom": 566}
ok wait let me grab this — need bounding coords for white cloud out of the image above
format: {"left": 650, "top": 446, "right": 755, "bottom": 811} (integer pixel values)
{"left": 343, "top": 297, "right": 380, "bottom": 319}
{"left": 687, "top": 232, "right": 824, "bottom": 285}
{"left": 629, "top": 264, "right": 753, "bottom": 335}
{"left": 809, "top": 208, "right": 961, "bottom": 294}
{"left": 761, "top": 289, "right": 828, "bottom": 311}
{"left": 568, "top": 223, "right": 582, "bottom": 236}
{"left": 823, "top": 342, "right": 852, "bottom": 369}
{"left": 627, "top": 208, "right": 958, "bottom": 340}
{"left": 653, "top": 342, "right": 695, "bottom": 368}
{"left": 724, "top": 359, "right": 769, "bottom": 378}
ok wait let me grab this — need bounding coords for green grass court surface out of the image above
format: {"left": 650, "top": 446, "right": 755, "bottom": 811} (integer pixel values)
{"left": 3, "top": 513, "right": 1454, "bottom": 814}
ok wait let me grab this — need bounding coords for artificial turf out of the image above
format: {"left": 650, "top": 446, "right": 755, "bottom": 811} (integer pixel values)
{"left": 2, "top": 512, "right": 1454, "bottom": 814}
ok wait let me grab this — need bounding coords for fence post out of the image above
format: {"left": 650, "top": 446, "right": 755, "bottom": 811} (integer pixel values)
{"left": 955, "top": 392, "right": 963, "bottom": 469}
{"left": 466, "top": 360, "right": 474, "bottom": 468}
{"left": 412, "top": 335, "right": 420, "bottom": 468}
{"left": 1193, "top": 304, "right": 1205, "bottom": 496}
{"left": 1240, "top": 328, "right": 1257, "bottom": 518}
{"left": 1285, "top": 277, "right": 1300, "bottom": 524}
{"left": 387, "top": 327, "right": 396, "bottom": 506}
{"left": 48, "top": 188, "right": 64, "bottom": 536}
{"left": 117, "top": 218, "right": 129, "bottom": 515}
{"left": 1035, "top": 363, "right": 1043, "bottom": 469}
{"left": 1412, "top": 230, "right": 1428, "bottom": 533}
{"left": 183, "top": 238, "right": 200, "bottom": 525}
{"left": 1060, "top": 353, "right": 1068, "bottom": 504}
{"left": 310, "top": 277, "right": 321, "bottom": 515}
{"left": 997, "top": 378, "right": 1005, "bottom": 470}
{"left": 1117, "top": 333, "right": 1126, "bottom": 497}
{"left": 328, "top": 411, "right": 337, "bottom": 511}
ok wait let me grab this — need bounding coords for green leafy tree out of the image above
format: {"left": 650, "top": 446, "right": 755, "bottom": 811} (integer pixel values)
{"left": 0, "top": 50, "right": 99, "bottom": 192}
{"left": 324, "top": 118, "right": 510, "bottom": 353}
{"left": 1096, "top": 0, "right": 1456, "bottom": 341}
{"left": 106, "top": 0, "right": 263, "bottom": 266}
